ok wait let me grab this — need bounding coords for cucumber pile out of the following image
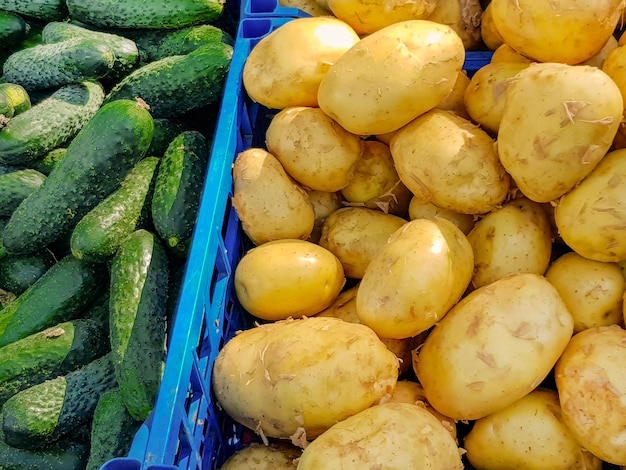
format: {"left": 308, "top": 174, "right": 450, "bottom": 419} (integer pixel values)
{"left": 0, "top": 0, "right": 234, "bottom": 468}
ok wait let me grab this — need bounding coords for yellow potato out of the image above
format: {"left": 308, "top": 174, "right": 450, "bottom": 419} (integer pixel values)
{"left": 464, "top": 388, "right": 584, "bottom": 470}
{"left": 490, "top": 0, "right": 625, "bottom": 64}
{"left": 212, "top": 317, "right": 399, "bottom": 441}
{"left": 490, "top": 43, "right": 533, "bottom": 64}
{"left": 435, "top": 69, "right": 471, "bottom": 120}
{"left": 234, "top": 239, "right": 345, "bottom": 321}
{"left": 356, "top": 217, "right": 474, "bottom": 339}
{"left": 480, "top": 2, "right": 504, "bottom": 51}
{"left": 415, "top": 273, "right": 574, "bottom": 421}
{"left": 318, "top": 207, "right": 407, "bottom": 279}
{"left": 390, "top": 108, "right": 510, "bottom": 215}
{"left": 581, "top": 35, "right": 619, "bottom": 68}
{"left": 603, "top": 44, "right": 626, "bottom": 114}
{"left": 545, "top": 252, "right": 625, "bottom": 333}
{"left": 305, "top": 189, "right": 343, "bottom": 244}
{"left": 219, "top": 442, "right": 300, "bottom": 469}
{"left": 232, "top": 148, "right": 315, "bottom": 245}
{"left": 277, "top": 0, "right": 332, "bottom": 16}
{"left": 242, "top": 17, "right": 360, "bottom": 109}
{"left": 464, "top": 61, "right": 530, "bottom": 135}
{"left": 427, "top": 0, "right": 483, "bottom": 51}
{"left": 408, "top": 197, "right": 475, "bottom": 235}
{"left": 265, "top": 106, "right": 363, "bottom": 192}
{"left": 555, "top": 148, "right": 626, "bottom": 262}
{"left": 498, "top": 62, "right": 623, "bottom": 203}
{"left": 317, "top": 20, "right": 465, "bottom": 136}
{"left": 467, "top": 197, "right": 553, "bottom": 289}
{"left": 555, "top": 325, "right": 626, "bottom": 465}
{"left": 296, "top": 403, "right": 463, "bottom": 469}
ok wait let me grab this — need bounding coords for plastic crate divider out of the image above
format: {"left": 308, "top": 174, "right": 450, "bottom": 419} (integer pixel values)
{"left": 240, "top": 0, "right": 311, "bottom": 19}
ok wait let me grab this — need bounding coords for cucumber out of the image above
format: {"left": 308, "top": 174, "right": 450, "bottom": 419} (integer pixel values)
{"left": 0, "top": 318, "right": 108, "bottom": 407}
{"left": 147, "top": 118, "right": 187, "bottom": 157}
{"left": 0, "top": 93, "right": 14, "bottom": 125}
{"left": 0, "top": 248, "right": 56, "bottom": 294}
{"left": 85, "top": 388, "right": 141, "bottom": 470}
{"left": 0, "top": 0, "right": 68, "bottom": 22}
{"left": 70, "top": 156, "right": 159, "bottom": 263}
{"left": 0, "top": 218, "right": 8, "bottom": 260}
{"left": 66, "top": 0, "right": 223, "bottom": 30}
{"left": 0, "top": 168, "right": 46, "bottom": 216}
{"left": 0, "top": 436, "right": 88, "bottom": 470}
{"left": 2, "top": 37, "right": 116, "bottom": 91}
{"left": 2, "top": 98, "right": 154, "bottom": 255}
{"left": 0, "top": 11, "right": 27, "bottom": 51}
{"left": 1, "top": 352, "right": 117, "bottom": 449}
{"left": 0, "top": 254, "right": 107, "bottom": 348}
{"left": 31, "top": 147, "right": 67, "bottom": 175}
{"left": 81, "top": 290, "right": 110, "bottom": 334}
{"left": 0, "top": 80, "right": 105, "bottom": 166}
{"left": 107, "top": 41, "right": 233, "bottom": 118}
{"left": 152, "top": 131, "right": 210, "bottom": 252}
{"left": 0, "top": 82, "right": 31, "bottom": 115}
{"left": 109, "top": 229, "right": 168, "bottom": 420}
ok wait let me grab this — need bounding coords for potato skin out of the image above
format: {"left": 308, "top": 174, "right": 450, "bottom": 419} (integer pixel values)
{"left": 219, "top": 442, "right": 300, "bottom": 469}
{"left": 212, "top": 317, "right": 399, "bottom": 441}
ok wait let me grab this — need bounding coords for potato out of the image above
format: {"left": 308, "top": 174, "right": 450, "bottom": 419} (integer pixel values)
{"left": 545, "top": 252, "right": 625, "bottom": 333}
{"left": 490, "top": 43, "right": 533, "bottom": 64}
{"left": 467, "top": 197, "right": 553, "bottom": 289}
{"left": 463, "top": 388, "right": 584, "bottom": 470}
{"left": 555, "top": 325, "right": 626, "bottom": 465}
{"left": 318, "top": 207, "right": 407, "bottom": 279}
{"left": 265, "top": 106, "right": 363, "bottom": 192}
{"left": 219, "top": 442, "right": 300, "bottom": 469}
{"left": 212, "top": 317, "right": 399, "bottom": 441}
{"left": 581, "top": 35, "right": 619, "bottom": 68}
{"left": 498, "top": 62, "right": 623, "bottom": 203}
{"left": 356, "top": 217, "right": 474, "bottom": 339}
{"left": 234, "top": 239, "right": 345, "bottom": 321}
{"left": 489, "top": 0, "right": 625, "bottom": 64}
{"left": 242, "top": 17, "right": 360, "bottom": 109}
{"left": 277, "top": 0, "right": 332, "bottom": 16}
{"left": 305, "top": 189, "right": 343, "bottom": 244}
{"left": 408, "top": 197, "right": 475, "bottom": 235}
{"left": 296, "top": 403, "right": 463, "bottom": 469}
{"left": 603, "top": 44, "right": 626, "bottom": 114}
{"left": 480, "top": 2, "right": 504, "bottom": 51}
{"left": 390, "top": 109, "right": 510, "bottom": 215}
{"left": 317, "top": 20, "right": 465, "bottom": 136}
{"left": 435, "top": 69, "right": 471, "bottom": 119}
{"left": 464, "top": 61, "right": 530, "bottom": 135}
{"left": 415, "top": 273, "right": 574, "bottom": 421}
{"left": 232, "top": 148, "right": 315, "bottom": 245}
{"left": 555, "top": 148, "right": 626, "bottom": 262}
{"left": 427, "top": 0, "right": 483, "bottom": 51}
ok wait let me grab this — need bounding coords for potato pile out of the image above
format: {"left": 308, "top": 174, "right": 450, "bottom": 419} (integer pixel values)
{"left": 214, "top": 2, "right": 626, "bottom": 469}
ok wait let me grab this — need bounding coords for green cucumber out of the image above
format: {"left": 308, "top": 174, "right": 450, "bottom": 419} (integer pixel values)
{"left": 1, "top": 352, "right": 117, "bottom": 449}
{"left": 2, "top": 98, "right": 154, "bottom": 255}
{"left": 31, "top": 147, "right": 67, "bottom": 175}
{"left": 0, "top": 248, "right": 56, "bottom": 294}
{"left": 152, "top": 131, "right": 210, "bottom": 252}
{"left": 0, "top": 218, "right": 8, "bottom": 260}
{"left": 2, "top": 37, "right": 116, "bottom": 91}
{"left": 147, "top": 118, "right": 187, "bottom": 157}
{"left": 0, "top": 436, "right": 88, "bottom": 470}
{"left": 66, "top": 0, "right": 223, "bottom": 30}
{"left": 110, "top": 229, "right": 168, "bottom": 420}
{"left": 107, "top": 41, "right": 233, "bottom": 118}
{"left": 0, "top": 0, "right": 68, "bottom": 22}
{"left": 71, "top": 156, "right": 159, "bottom": 263}
{"left": 0, "top": 11, "right": 27, "bottom": 51}
{"left": 0, "top": 168, "right": 46, "bottom": 216}
{"left": 0, "top": 82, "right": 31, "bottom": 115}
{"left": 85, "top": 388, "right": 141, "bottom": 470}
{"left": 0, "top": 318, "right": 108, "bottom": 407}
{"left": 0, "top": 80, "right": 105, "bottom": 166}
{"left": 0, "top": 93, "right": 14, "bottom": 126}
{"left": 81, "top": 290, "right": 110, "bottom": 334}
{"left": 0, "top": 254, "right": 107, "bottom": 347}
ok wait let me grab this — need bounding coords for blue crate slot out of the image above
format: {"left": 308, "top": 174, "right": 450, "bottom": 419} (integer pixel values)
{"left": 240, "top": 0, "right": 310, "bottom": 18}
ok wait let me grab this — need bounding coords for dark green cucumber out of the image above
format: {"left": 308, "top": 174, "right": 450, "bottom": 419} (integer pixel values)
{"left": 42, "top": 21, "right": 139, "bottom": 80}
{"left": 0, "top": 80, "right": 105, "bottom": 165}
{"left": 110, "top": 229, "right": 168, "bottom": 420}
{"left": 0, "top": 82, "right": 31, "bottom": 115}
{"left": 81, "top": 289, "right": 110, "bottom": 334}
{"left": 66, "top": 0, "right": 223, "bottom": 30}
{"left": 85, "top": 388, "right": 141, "bottom": 470}
{"left": 0, "top": 93, "right": 13, "bottom": 125}
{"left": 31, "top": 147, "right": 67, "bottom": 175}
{"left": 2, "top": 37, "right": 116, "bottom": 91}
{"left": 0, "top": 254, "right": 107, "bottom": 347}
{"left": 0, "top": 168, "right": 46, "bottom": 216}
{"left": 0, "top": 11, "right": 27, "bottom": 51}
{"left": 0, "top": 0, "right": 68, "bottom": 22}
{"left": 0, "top": 318, "right": 108, "bottom": 407}
{"left": 152, "top": 131, "right": 210, "bottom": 254}
{"left": 71, "top": 156, "right": 159, "bottom": 262}
{"left": 0, "top": 218, "right": 8, "bottom": 260}
{"left": 1, "top": 352, "right": 117, "bottom": 449}
{"left": 2, "top": 98, "right": 154, "bottom": 255}
{"left": 0, "top": 436, "right": 88, "bottom": 470}
{"left": 107, "top": 42, "right": 233, "bottom": 118}
{"left": 0, "top": 248, "right": 56, "bottom": 294}
{"left": 148, "top": 118, "right": 188, "bottom": 158}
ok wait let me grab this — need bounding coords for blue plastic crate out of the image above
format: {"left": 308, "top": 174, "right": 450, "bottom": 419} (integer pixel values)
{"left": 240, "top": 0, "right": 310, "bottom": 18}
{"left": 100, "top": 16, "right": 493, "bottom": 470}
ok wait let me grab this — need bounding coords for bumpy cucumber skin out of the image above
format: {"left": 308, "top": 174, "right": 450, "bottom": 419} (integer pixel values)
{"left": 107, "top": 42, "right": 233, "bottom": 118}
{"left": 85, "top": 388, "right": 141, "bottom": 470}
{"left": 2, "top": 99, "right": 154, "bottom": 255}
{"left": 147, "top": 118, "right": 187, "bottom": 157}
{"left": 2, "top": 37, "right": 115, "bottom": 91}
{"left": 0, "top": 248, "right": 56, "bottom": 294}
{"left": 31, "top": 147, "right": 67, "bottom": 175}
{"left": 0, "top": 0, "right": 68, "bottom": 21}
{"left": 70, "top": 156, "right": 159, "bottom": 263}
{"left": 0, "top": 81, "right": 104, "bottom": 166}
{"left": 0, "top": 318, "right": 108, "bottom": 406}
{"left": 0, "top": 254, "right": 107, "bottom": 348}
{"left": 152, "top": 131, "right": 210, "bottom": 251}
{"left": 109, "top": 229, "right": 168, "bottom": 421}
{"left": 0, "top": 11, "right": 27, "bottom": 50}
{"left": 1, "top": 352, "right": 117, "bottom": 449}
{"left": 0, "top": 436, "right": 88, "bottom": 470}
{"left": 0, "top": 168, "right": 46, "bottom": 216}
{"left": 66, "top": 0, "right": 223, "bottom": 30}
{"left": 0, "top": 93, "right": 14, "bottom": 122}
